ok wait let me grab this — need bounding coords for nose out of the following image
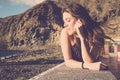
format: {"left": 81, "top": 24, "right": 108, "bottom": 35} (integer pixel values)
{"left": 64, "top": 23, "right": 67, "bottom": 27}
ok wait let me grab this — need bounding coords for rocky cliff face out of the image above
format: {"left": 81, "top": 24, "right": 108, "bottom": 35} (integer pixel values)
{"left": 0, "top": 0, "right": 120, "bottom": 50}
{"left": 0, "top": 1, "right": 63, "bottom": 50}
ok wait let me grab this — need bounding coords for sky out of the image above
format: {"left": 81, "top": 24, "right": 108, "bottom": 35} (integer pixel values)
{"left": 0, "top": 0, "right": 45, "bottom": 18}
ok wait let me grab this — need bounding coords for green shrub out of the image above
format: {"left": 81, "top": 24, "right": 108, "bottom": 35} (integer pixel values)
{"left": 105, "top": 41, "right": 112, "bottom": 46}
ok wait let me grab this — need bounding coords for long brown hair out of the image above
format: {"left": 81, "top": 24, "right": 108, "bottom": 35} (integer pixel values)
{"left": 62, "top": 2, "right": 111, "bottom": 56}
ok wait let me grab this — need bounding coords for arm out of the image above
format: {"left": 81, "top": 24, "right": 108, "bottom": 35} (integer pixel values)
{"left": 60, "top": 28, "right": 83, "bottom": 68}
{"left": 75, "top": 20, "right": 93, "bottom": 63}
{"left": 60, "top": 28, "right": 107, "bottom": 70}
{"left": 80, "top": 39, "right": 93, "bottom": 63}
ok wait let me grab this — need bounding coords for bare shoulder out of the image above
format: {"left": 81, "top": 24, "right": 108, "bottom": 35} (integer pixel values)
{"left": 60, "top": 28, "right": 69, "bottom": 43}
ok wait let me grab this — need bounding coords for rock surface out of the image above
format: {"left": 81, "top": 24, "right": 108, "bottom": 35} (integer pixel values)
{"left": 0, "top": 1, "right": 63, "bottom": 50}
{"left": 0, "top": 0, "right": 120, "bottom": 50}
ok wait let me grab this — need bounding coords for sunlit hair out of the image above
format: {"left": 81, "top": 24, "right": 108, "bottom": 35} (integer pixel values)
{"left": 62, "top": 2, "right": 110, "bottom": 58}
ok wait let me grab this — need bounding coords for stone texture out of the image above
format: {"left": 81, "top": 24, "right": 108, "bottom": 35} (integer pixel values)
{"left": 0, "top": 0, "right": 120, "bottom": 50}
{"left": 0, "top": 1, "right": 63, "bottom": 50}
{"left": 29, "top": 55, "right": 120, "bottom": 80}
{"left": 34, "top": 64, "right": 116, "bottom": 80}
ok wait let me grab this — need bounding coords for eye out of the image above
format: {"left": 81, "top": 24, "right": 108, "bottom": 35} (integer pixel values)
{"left": 66, "top": 18, "right": 70, "bottom": 22}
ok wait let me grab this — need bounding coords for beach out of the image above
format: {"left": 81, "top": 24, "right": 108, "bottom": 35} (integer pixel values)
{"left": 0, "top": 46, "right": 63, "bottom": 80}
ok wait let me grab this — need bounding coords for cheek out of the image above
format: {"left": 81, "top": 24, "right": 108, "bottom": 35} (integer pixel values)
{"left": 70, "top": 20, "right": 76, "bottom": 28}
{"left": 72, "top": 19, "right": 77, "bottom": 24}
{"left": 67, "top": 19, "right": 77, "bottom": 28}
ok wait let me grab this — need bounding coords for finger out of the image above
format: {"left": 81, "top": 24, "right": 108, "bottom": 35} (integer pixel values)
{"left": 77, "top": 19, "right": 81, "bottom": 23}
{"left": 101, "top": 62, "right": 107, "bottom": 67}
{"left": 76, "top": 20, "right": 82, "bottom": 28}
{"left": 100, "top": 63, "right": 109, "bottom": 70}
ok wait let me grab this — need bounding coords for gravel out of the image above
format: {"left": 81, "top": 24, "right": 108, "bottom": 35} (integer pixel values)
{"left": 0, "top": 61, "right": 63, "bottom": 80}
{"left": 0, "top": 47, "right": 64, "bottom": 80}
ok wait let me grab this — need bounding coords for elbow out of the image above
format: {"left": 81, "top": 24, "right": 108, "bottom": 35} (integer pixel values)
{"left": 83, "top": 59, "right": 93, "bottom": 63}
{"left": 64, "top": 59, "right": 72, "bottom": 67}
{"left": 64, "top": 60, "right": 70, "bottom": 67}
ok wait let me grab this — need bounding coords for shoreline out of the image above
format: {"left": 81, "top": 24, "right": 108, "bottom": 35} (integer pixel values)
{"left": 0, "top": 60, "right": 63, "bottom": 80}
{"left": 0, "top": 48, "right": 63, "bottom": 80}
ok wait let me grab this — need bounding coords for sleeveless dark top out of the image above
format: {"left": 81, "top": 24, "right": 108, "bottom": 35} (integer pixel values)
{"left": 71, "top": 39, "right": 83, "bottom": 62}
{"left": 71, "top": 38, "right": 102, "bottom": 62}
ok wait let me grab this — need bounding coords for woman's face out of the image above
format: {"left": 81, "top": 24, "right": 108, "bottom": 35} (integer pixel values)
{"left": 63, "top": 12, "right": 77, "bottom": 35}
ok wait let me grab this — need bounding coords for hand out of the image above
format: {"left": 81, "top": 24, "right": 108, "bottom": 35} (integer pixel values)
{"left": 74, "top": 19, "right": 85, "bottom": 39}
{"left": 84, "top": 62, "right": 109, "bottom": 71}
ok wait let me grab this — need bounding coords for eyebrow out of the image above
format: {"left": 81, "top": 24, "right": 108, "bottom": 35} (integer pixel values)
{"left": 63, "top": 17, "right": 70, "bottom": 22}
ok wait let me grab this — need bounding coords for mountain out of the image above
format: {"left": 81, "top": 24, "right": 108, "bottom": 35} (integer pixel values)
{"left": 0, "top": 0, "right": 120, "bottom": 50}
{"left": 0, "top": 1, "right": 63, "bottom": 50}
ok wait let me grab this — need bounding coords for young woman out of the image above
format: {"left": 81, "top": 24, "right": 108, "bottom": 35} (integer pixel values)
{"left": 60, "top": 2, "right": 109, "bottom": 70}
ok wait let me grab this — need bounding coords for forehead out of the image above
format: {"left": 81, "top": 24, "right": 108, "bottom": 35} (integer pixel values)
{"left": 63, "top": 12, "right": 74, "bottom": 20}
